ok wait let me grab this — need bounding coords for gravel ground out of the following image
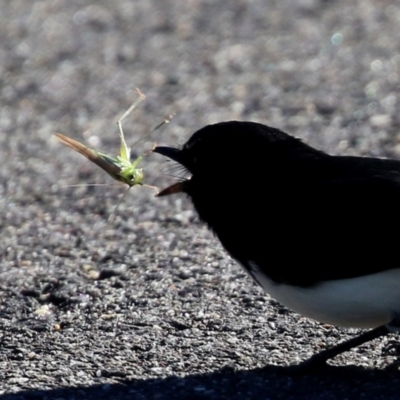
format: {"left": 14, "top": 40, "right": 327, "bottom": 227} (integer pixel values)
{"left": 1, "top": 0, "right": 400, "bottom": 399}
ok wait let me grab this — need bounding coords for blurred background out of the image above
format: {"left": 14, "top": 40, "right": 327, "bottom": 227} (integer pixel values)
{"left": 1, "top": 0, "right": 400, "bottom": 397}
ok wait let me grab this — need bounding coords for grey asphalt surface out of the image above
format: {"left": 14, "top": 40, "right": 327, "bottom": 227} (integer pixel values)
{"left": 1, "top": 0, "right": 400, "bottom": 399}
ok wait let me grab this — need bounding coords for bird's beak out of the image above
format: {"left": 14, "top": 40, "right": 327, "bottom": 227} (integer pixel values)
{"left": 153, "top": 146, "right": 187, "bottom": 197}
{"left": 153, "top": 146, "right": 182, "bottom": 163}
{"left": 157, "top": 181, "right": 186, "bottom": 197}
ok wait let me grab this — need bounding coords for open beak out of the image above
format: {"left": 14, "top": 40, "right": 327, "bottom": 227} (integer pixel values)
{"left": 157, "top": 181, "right": 186, "bottom": 197}
{"left": 153, "top": 146, "right": 182, "bottom": 163}
{"left": 153, "top": 146, "right": 187, "bottom": 197}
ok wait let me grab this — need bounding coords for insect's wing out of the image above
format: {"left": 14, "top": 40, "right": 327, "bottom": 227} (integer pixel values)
{"left": 55, "top": 133, "right": 122, "bottom": 179}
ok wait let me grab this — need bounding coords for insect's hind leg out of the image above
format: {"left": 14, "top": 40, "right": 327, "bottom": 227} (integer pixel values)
{"left": 117, "top": 88, "right": 146, "bottom": 149}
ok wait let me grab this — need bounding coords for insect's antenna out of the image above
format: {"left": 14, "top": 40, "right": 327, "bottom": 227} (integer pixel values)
{"left": 107, "top": 187, "right": 132, "bottom": 225}
{"left": 59, "top": 183, "right": 123, "bottom": 188}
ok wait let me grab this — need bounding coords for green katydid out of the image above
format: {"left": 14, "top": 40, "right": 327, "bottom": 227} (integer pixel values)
{"left": 56, "top": 89, "right": 173, "bottom": 220}
{"left": 55, "top": 89, "right": 148, "bottom": 188}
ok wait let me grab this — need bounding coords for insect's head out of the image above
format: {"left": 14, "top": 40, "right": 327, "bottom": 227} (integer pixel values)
{"left": 120, "top": 166, "right": 144, "bottom": 187}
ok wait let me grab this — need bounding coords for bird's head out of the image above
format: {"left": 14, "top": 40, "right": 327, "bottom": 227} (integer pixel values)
{"left": 153, "top": 120, "right": 320, "bottom": 198}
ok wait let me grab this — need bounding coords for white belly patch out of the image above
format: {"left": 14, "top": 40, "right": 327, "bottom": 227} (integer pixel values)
{"left": 247, "top": 262, "right": 400, "bottom": 328}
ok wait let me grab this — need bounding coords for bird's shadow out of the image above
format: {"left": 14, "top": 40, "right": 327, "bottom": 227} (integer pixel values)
{"left": 2, "top": 362, "right": 400, "bottom": 400}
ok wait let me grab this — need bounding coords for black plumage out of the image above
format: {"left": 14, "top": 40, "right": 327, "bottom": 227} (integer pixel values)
{"left": 154, "top": 121, "right": 400, "bottom": 367}
{"left": 156, "top": 121, "right": 400, "bottom": 286}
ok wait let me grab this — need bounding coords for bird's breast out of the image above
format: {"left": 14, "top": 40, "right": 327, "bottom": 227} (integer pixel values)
{"left": 246, "top": 261, "right": 400, "bottom": 328}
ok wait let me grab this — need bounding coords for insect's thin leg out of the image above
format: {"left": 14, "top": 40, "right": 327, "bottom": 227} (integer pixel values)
{"left": 143, "top": 184, "right": 159, "bottom": 195}
{"left": 108, "top": 187, "right": 132, "bottom": 225}
{"left": 129, "top": 112, "right": 175, "bottom": 150}
{"left": 138, "top": 143, "right": 157, "bottom": 159}
{"left": 133, "top": 114, "right": 173, "bottom": 155}
{"left": 129, "top": 143, "right": 156, "bottom": 170}
{"left": 130, "top": 154, "right": 144, "bottom": 169}
{"left": 117, "top": 88, "right": 146, "bottom": 142}
{"left": 117, "top": 89, "right": 173, "bottom": 158}
{"left": 151, "top": 114, "right": 175, "bottom": 133}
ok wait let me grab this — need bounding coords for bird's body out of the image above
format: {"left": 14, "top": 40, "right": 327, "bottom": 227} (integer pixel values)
{"left": 154, "top": 121, "right": 400, "bottom": 366}
{"left": 252, "top": 265, "right": 400, "bottom": 328}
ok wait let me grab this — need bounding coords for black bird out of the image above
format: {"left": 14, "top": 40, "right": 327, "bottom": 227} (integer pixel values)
{"left": 153, "top": 121, "right": 400, "bottom": 367}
